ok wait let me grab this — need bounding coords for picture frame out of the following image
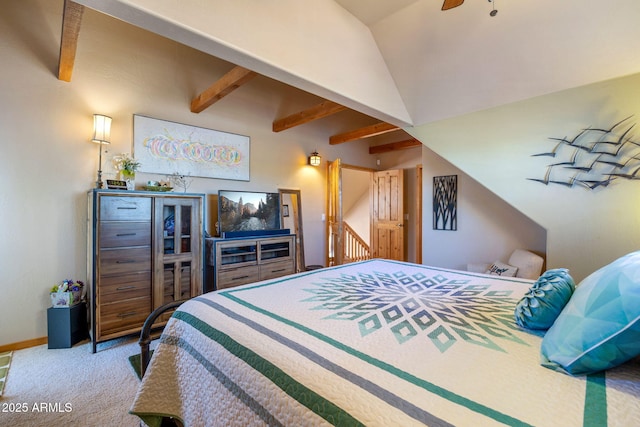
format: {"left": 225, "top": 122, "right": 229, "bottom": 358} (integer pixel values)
{"left": 133, "top": 115, "right": 250, "bottom": 181}
{"left": 433, "top": 175, "right": 457, "bottom": 231}
{"left": 282, "top": 204, "right": 289, "bottom": 217}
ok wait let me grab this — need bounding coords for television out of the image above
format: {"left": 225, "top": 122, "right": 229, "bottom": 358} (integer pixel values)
{"left": 218, "top": 190, "right": 281, "bottom": 237}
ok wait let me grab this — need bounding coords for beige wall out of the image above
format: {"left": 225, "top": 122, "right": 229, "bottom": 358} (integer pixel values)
{"left": 75, "top": 0, "right": 412, "bottom": 126}
{"left": 420, "top": 149, "right": 547, "bottom": 271}
{"left": 414, "top": 72, "right": 640, "bottom": 281}
{"left": 0, "top": 1, "right": 375, "bottom": 346}
{"left": 0, "top": 0, "right": 570, "bottom": 347}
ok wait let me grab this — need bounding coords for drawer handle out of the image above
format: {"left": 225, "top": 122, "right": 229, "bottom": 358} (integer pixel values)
{"left": 116, "top": 260, "right": 136, "bottom": 264}
{"left": 116, "top": 285, "right": 136, "bottom": 291}
{"left": 117, "top": 207, "right": 138, "bottom": 210}
{"left": 271, "top": 268, "right": 286, "bottom": 273}
{"left": 116, "top": 233, "right": 137, "bottom": 237}
{"left": 118, "top": 311, "right": 138, "bottom": 318}
{"left": 232, "top": 275, "right": 249, "bottom": 281}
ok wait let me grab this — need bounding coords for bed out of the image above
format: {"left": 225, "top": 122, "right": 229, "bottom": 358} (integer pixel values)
{"left": 130, "top": 259, "right": 640, "bottom": 426}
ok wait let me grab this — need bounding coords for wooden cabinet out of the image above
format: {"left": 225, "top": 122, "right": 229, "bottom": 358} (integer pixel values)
{"left": 87, "top": 190, "right": 204, "bottom": 352}
{"left": 154, "top": 196, "right": 203, "bottom": 322}
{"left": 207, "top": 235, "right": 296, "bottom": 290}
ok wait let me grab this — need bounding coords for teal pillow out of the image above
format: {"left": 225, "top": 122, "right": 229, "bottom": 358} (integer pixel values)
{"left": 514, "top": 268, "right": 575, "bottom": 330}
{"left": 540, "top": 251, "right": 640, "bottom": 375}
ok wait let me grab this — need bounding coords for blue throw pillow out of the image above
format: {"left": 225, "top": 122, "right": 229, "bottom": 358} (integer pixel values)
{"left": 540, "top": 251, "right": 640, "bottom": 375}
{"left": 514, "top": 268, "right": 575, "bottom": 330}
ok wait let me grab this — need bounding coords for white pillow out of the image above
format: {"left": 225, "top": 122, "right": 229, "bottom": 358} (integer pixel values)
{"left": 485, "top": 261, "right": 518, "bottom": 277}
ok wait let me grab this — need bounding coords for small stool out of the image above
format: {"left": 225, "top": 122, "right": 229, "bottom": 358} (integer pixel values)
{"left": 306, "top": 265, "right": 324, "bottom": 271}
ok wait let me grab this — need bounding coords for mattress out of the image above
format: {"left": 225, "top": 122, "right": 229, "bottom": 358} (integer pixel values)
{"left": 130, "top": 259, "right": 640, "bottom": 426}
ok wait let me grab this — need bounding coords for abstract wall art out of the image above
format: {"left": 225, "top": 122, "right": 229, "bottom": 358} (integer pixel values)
{"left": 133, "top": 115, "right": 250, "bottom": 181}
{"left": 433, "top": 175, "right": 457, "bottom": 231}
{"left": 528, "top": 116, "right": 640, "bottom": 190}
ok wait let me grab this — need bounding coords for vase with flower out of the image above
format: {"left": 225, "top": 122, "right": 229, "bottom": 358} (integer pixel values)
{"left": 114, "top": 153, "right": 141, "bottom": 190}
{"left": 50, "top": 279, "right": 84, "bottom": 308}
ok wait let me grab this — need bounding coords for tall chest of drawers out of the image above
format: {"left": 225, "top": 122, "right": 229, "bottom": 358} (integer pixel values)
{"left": 87, "top": 190, "right": 204, "bottom": 352}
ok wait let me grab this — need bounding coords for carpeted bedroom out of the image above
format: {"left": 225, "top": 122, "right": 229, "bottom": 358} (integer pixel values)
{"left": 0, "top": 337, "right": 148, "bottom": 426}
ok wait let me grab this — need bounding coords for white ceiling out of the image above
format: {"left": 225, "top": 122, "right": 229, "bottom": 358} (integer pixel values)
{"left": 75, "top": 0, "right": 640, "bottom": 129}
{"left": 333, "top": 0, "right": 421, "bottom": 26}
{"left": 336, "top": 0, "right": 640, "bottom": 126}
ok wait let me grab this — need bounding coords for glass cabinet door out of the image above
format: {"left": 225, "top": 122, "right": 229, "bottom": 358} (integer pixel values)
{"left": 154, "top": 196, "right": 202, "bottom": 312}
{"left": 162, "top": 203, "right": 193, "bottom": 255}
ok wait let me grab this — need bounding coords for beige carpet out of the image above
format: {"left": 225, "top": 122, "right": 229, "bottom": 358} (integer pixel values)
{"left": 0, "top": 337, "right": 153, "bottom": 426}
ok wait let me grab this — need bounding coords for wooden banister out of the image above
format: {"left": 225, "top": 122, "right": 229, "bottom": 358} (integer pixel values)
{"left": 343, "top": 221, "right": 370, "bottom": 263}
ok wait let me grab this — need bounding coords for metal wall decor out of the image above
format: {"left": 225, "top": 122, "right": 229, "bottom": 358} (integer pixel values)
{"left": 433, "top": 175, "right": 457, "bottom": 230}
{"left": 529, "top": 116, "right": 640, "bottom": 189}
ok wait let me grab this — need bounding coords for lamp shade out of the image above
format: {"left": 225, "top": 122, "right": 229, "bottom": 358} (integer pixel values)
{"left": 93, "top": 114, "right": 112, "bottom": 144}
{"left": 309, "top": 151, "right": 321, "bottom": 166}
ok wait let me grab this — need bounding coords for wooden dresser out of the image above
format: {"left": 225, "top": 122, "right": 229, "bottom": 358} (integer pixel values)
{"left": 87, "top": 190, "right": 204, "bottom": 352}
{"left": 206, "top": 234, "right": 296, "bottom": 291}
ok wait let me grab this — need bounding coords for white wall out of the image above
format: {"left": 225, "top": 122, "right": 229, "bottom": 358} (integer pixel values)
{"left": 0, "top": 0, "right": 375, "bottom": 346}
{"left": 342, "top": 167, "right": 370, "bottom": 244}
{"left": 421, "top": 150, "right": 547, "bottom": 271}
{"left": 412, "top": 72, "right": 640, "bottom": 281}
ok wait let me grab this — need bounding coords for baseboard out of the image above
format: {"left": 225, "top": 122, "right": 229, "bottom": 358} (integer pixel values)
{"left": 0, "top": 337, "right": 47, "bottom": 352}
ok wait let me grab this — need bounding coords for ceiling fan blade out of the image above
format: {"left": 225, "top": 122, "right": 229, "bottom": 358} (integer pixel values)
{"left": 441, "top": 0, "right": 465, "bottom": 10}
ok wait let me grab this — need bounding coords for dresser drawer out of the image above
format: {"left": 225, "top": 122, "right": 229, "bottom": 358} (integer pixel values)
{"left": 99, "top": 222, "right": 151, "bottom": 248}
{"left": 217, "top": 265, "right": 260, "bottom": 290}
{"left": 99, "top": 271, "right": 151, "bottom": 304}
{"left": 100, "top": 196, "right": 151, "bottom": 221}
{"left": 98, "top": 297, "right": 151, "bottom": 336}
{"left": 99, "top": 247, "right": 151, "bottom": 276}
{"left": 260, "top": 260, "right": 295, "bottom": 280}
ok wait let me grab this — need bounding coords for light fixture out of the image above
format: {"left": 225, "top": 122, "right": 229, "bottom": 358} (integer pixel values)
{"left": 92, "top": 114, "right": 112, "bottom": 188}
{"left": 308, "top": 151, "right": 321, "bottom": 167}
{"left": 488, "top": 0, "right": 498, "bottom": 16}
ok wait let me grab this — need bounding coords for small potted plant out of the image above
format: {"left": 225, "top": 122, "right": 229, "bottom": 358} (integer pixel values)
{"left": 113, "top": 153, "right": 141, "bottom": 190}
{"left": 50, "top": 279, "right": 84, "bottom": 308}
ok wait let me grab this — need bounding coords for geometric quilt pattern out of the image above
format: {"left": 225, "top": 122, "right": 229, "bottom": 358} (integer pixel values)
{"left": 302, "top": 269, "right": 529, "bottom": 353}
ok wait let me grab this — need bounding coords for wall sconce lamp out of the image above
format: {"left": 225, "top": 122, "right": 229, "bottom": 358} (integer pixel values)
{"left": 308, "top": 151, "right": 321, "bottom": 167}
{"left": 92, "top": 114, "right": 112, "bottom": 188}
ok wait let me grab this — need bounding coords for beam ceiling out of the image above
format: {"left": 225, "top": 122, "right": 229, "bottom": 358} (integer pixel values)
{"left": 57, "top": 0, "right": 84, "bottom": 82}
{"left": 190, "top": 66, "right": 257, "bottom": 113}
{"left": 272, "top": 100, "right": 347, "bottom": 132}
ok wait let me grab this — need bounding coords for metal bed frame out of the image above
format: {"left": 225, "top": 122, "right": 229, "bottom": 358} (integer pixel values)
{"left": 137, "top": 300, "right": 186, "bottom": 427}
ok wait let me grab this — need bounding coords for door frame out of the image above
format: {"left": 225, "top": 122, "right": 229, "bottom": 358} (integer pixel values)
{"left": 326, "top": 160, "right": 422, "bottom": 265}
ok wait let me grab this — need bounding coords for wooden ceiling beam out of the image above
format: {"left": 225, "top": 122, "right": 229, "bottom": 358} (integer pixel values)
{"left": 273, "top": 100, "right": 346, "bottom": 132}
{"left": 330, "top": 122, "right": 399, "bottom": 145}
{"left": 190, "top": 66, "right": 257, "bottom": 113}
{"left": 369, "top": 138, "right": 422, "bottom": 154}
{"left": 57, "top": 0, "right": 84, "bottom": 82}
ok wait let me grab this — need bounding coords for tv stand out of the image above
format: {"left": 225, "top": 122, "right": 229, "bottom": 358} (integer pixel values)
{"left": 205, "top": 234, "right": 296, "bottom": 291}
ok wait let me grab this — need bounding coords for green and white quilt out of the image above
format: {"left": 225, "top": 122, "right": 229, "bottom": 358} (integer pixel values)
{"left": 131, "top": 259, "right": 640, "bottom": 426}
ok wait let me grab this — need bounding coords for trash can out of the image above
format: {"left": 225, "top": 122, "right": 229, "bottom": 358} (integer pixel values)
{"left": 47, "top": 302, "right": 88, "bottom": 349}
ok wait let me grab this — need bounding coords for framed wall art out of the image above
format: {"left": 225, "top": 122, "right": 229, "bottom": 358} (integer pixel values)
{"left": 133, "top": 115, "right": 250, "bottom": 181}
{"left": 433, "top": 175, "right": 457, "bottom": 231}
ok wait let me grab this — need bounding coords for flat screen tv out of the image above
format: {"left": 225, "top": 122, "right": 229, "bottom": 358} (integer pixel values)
{"left": 218, "top": 190, "right": 281, "bottom": 236}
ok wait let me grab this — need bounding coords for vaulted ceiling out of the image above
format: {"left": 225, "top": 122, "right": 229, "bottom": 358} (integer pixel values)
{"left": 64, "top": 0, "right": 640, "bottom": 151}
